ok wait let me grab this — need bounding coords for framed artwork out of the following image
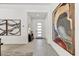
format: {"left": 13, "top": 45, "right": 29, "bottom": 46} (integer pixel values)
{"left": 53, "top": 3, "right": 75, "bottom": 55}
{"left": 0, "top": 20, "right": 6, "bottom": 36}
{"left": 0, "top": 19, "right": 21, "bottom": 36}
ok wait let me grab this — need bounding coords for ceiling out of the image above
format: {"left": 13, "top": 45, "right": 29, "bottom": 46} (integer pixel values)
{"left": 28, "top": 12, "right": 48, "bottom": 19}
{"left": 0, "top": 3, "right": 52, "bottom": 5}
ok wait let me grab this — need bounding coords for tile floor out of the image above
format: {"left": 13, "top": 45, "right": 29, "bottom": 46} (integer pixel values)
{"left": 1, "top": 42, "right": 33, "bottom": 56}
{"left": 1, "top": 39, "right": 58, "bottom": 56}
{"left": 33, "top": 39, "right": 58, "bottom": 56}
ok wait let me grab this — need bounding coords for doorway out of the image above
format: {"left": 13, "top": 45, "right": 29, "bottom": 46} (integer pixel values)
{"left": 27, "top": 12, "right": 47, "bottom": 41}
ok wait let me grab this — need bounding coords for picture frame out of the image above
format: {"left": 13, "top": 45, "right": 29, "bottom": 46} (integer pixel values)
{"left": 52, "top": 3, "right": 75, "bottom": 55}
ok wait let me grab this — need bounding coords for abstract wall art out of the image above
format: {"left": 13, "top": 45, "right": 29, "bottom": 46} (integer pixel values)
{"left": 0, "top": 19, "right": 21, "bottom": 36}
{"left": 53, "top": 3, "right": 75, "bottom": 55}
{"left": 0, "top": 20, "right": 6, "bottom": 36}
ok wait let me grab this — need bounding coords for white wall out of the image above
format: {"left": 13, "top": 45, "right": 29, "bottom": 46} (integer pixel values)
{"left": 45, "top": 3, "right": 59, "bottom": 43}
{"left": 75, "top": 3, "right": 79, "bottom": 56}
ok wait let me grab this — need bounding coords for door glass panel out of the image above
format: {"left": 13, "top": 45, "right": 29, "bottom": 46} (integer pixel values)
{"left": 37, "top": 23, "right": 42, "bottom": 25}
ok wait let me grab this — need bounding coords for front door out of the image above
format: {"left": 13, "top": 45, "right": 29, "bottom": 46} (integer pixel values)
{"left": 32, "top": 19, "right": 45, "bottom": 39}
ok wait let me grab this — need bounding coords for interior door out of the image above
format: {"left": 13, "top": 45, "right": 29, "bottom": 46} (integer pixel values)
{"left": 32, "top": 19, "right": 45, "bottom": 39}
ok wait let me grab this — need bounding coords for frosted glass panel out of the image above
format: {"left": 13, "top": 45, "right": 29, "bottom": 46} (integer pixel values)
{"left": 37, "top": 23, "right": 42, "bottom": 25}
{"left": 37, "top": 34, "right": 42, "bottom": 37}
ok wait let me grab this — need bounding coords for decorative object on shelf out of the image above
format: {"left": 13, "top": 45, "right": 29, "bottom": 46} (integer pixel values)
{"left": 0, "top": 19, "right": 21, "bottom": 36}
{"left": 53, "top": 3, "right": 75, "bottom": 55}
